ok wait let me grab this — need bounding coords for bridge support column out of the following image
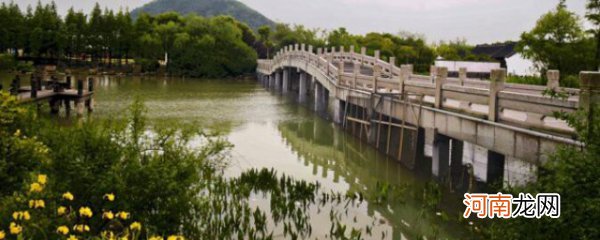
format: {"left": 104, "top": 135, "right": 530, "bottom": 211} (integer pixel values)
{"left": 504, "top": 157, "right": 536, "bottom": 187}
{"left": 432, "top": 131, "right": 450, "bottom": 179}
{"left": 282, "top": 68, "right": 290, "bottom": 93}
{"left": 299, "top": 72, "right": 308, "bottom": 102}
{"left": 486, "top": 150, "right": 505, "bottom": 185}
{"left": 450, "top": 139, "right": 464, "bottom": 188}
{"left": 275, "top": 71, "right": 281, "bottom": 90}
{"left": 314, "top": 82, "right": 328, "bottom": 114}
{"left": 331, "top": 99, "right": 343, "bottom": 124}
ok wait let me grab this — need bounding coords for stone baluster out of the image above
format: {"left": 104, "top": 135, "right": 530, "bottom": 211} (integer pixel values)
{"left": 373, "top": 65, "right": 381, "bottom": 93}
{"left": 388, "top": 57, "right": 396, "bottom": 75}
{"left": 350, "top": 45, "right": 355, "bottom": 60}
{"left": 353, "top": 61, "right": 360, "bottom": 89}
{"left": 338, "top": 59, "right": 345, "bottom": 85}
{"left": 459, "top": 67, "right": 467, "bottom": 86}
{"left": 435, "top": 67, "right": 448, "bottom": 108}
{"left": 400, "top": 64, "right": 412, "bottom": 97}
{"left": 547, "top": 70, "right": 560, "bottom": 91}
{"left": 430, "top": 65, "right": 437, "bottom": 84}
{"left": 488, "top": 69, "right": 506, "bottom": 122}
{"left": 360, "top": 47, "right": 366, "bottom": 65}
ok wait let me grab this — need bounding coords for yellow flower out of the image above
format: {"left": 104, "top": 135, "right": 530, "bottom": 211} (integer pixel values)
{"left": 62, "top": 192, "right": 74, "bottom": 201}
{"left": 166, "top": 236, "right": 185, "bottom": 240}
{"left": 57, "top": 206, "right": 67, "bottom": 216}
{"left": 14, "top": 129, "right": 21, "bottom": 137}
{"left": 28, "top": 199, "right": 45, "bottom": 209}
{"left": 101, "top": 231, "right": 115, "bottom": 240}
{"left": 0, "top": 230, "right": 6, "bottom": 239}
{"left": 129, "top": 222, "right": 142, "bottom": 231}
{"left": 78, "top": 207, "right": 93, "bottom": 218}
{"left": 73, "top": 224, "right": 90, "bottom": 233}
{"left": 102, "top": 211, "right": 114, "bottom": 220}
{"left": 67, "top": 235, "right": 78, "bottom": 240}
{"left": 149, "top": 236, "right": 164, "bottom": 240}
{"left": 9, "top": 222, "right": 22, "bottom": 235}
{"left": 29, "top": 182, "right": 43, "bottom": 193}
{"left": 22, "top": 211, "right": 30, "bottom": 220}
{"left": 116, "top": 211, "right": 130, "bottom": 220}
{"left": 103, "top": 193, "right": 115, "bottom": 201}
{"left": 37, "top": 174, "right": 47, "bottom": 185}
{"left": 57, "top": 226, "right": 69, "bottom": 235}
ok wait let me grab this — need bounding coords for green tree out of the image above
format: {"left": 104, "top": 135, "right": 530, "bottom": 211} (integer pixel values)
{"left": 257, "top": 25, "right": 273, "bottom": 58}
{"left": 517, "top": 2, "right": 596, "bottom": 75}
{"left": 587, "top": 0, "right": 600, "bottom": 69}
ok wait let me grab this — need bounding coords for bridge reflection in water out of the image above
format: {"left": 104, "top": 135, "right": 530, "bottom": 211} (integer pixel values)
{"left": 264, "top": 97, "right": 471, "bottom": 239}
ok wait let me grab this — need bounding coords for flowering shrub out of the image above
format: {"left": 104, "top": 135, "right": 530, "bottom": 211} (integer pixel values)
{"left": 0, "top": 174, "right": 184, "bottom": 240}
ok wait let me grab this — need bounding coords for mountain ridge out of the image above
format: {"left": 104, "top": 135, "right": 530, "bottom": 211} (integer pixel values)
{"left": 130, "top": 0, "right": 275, "bottom": 29}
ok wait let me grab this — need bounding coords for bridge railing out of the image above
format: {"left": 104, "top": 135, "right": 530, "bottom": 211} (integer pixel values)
{"left": 258, "top": 44, "right": 599, "bottom": 137}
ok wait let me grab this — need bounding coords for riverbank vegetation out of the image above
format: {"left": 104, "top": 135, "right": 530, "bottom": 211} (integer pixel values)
{"left": 3, "top": 92, "right": 422, "bottom": 239}
{"left": 481, "top": 107, "right": 600, "bottom": 239}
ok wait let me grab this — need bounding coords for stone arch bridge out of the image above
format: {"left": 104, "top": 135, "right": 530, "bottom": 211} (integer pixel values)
{"left": 256, "top": 44, "right": 598, "bottom": 186}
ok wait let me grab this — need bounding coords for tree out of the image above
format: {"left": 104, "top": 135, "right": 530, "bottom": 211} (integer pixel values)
{"left": 586, "top": 0, "right": 600, "bottom": 69}
{"left": 257, "top": 25, "right": 272, "bottom": 58}
{"left": 517, "top": 2, "right": 596, "bottom": 75}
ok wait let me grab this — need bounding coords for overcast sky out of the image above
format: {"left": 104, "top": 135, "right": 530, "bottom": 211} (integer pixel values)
{"left": 3, "top": 0, "right": 589, "bottom": 44}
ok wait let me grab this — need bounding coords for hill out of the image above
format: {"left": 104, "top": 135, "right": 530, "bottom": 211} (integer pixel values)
{"left": 130, "top": 0, "right": 275, "bottom": 29}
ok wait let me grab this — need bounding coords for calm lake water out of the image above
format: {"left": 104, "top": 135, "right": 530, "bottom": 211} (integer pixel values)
{"left": 2, "top": 75, "right": 475, "bottom": 239}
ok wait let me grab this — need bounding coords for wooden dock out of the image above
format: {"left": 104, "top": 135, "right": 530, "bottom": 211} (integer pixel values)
{"left": 4, "top": 74, "right": 95, "bottom": 115}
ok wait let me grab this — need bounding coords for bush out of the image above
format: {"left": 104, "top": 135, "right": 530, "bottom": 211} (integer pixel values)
{"left": 484, "top": 108, "right": 600, "bottom": 239}
{"left": 0, "top": 54, "right": 16, "bottom": 71}
{"left": 134, "top": 58, "right": 160, "bottom": 73}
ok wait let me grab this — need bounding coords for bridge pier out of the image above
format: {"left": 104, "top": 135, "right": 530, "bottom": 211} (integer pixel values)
{"left": 299, "top": 72, "right": 308, "bottom": 102}
{"left": 432, "top": 131, "right": 450, "bottom": 179}
{"left": 282, "top": 68, "right": 290, "bottom": 93}
{"left": 314, "top": 82, "right": 328, "bottom": 113}
{"left": 486, "top": 150, "right": 505, "bottom": 186}
{"left": 274, "top": 70, "right": 281, "bottom": 91}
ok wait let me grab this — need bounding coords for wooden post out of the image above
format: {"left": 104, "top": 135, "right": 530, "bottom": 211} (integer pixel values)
{"left": 547, "top": 70, "right": 560, "bottom": 91}
{"left": 30, "top": 78, "right": 37, "bottom": 98}
{"left": 36, "top": 76, "right": 42, "bottom": 91}
{"left": 88, "top": 77, "right": 94, "bottom": 92}
{"left": 459, "top": 67, "right": 467, "bottom": 86}
{"left": 373, "top": 65, "right": 381, "bottom": 93}
{"left": 11, "top": 75, "right": 20, "bottom": 95}
{"left": 77, "top": 79, "right": 83, "bottom": 96}
{"left": 435, "top": 67, "right": 448, "bottom": 108}
{"left": 66, "top": 76, "right": 72, "bottom": 89}
{"left": 489, "top": 69, "right": 506, "bottom": 122}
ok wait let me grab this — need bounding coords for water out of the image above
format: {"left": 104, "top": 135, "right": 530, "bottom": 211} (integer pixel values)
{"left": 2, "top": 75, "right": 474, "bottom": 239}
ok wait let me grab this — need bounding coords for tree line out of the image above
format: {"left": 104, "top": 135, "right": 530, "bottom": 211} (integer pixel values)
{"left": 0, "top": 0, "right": 598, "bottom": 79}
{"left": 0, "top": 2, "right": 258, "bottom": 77}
